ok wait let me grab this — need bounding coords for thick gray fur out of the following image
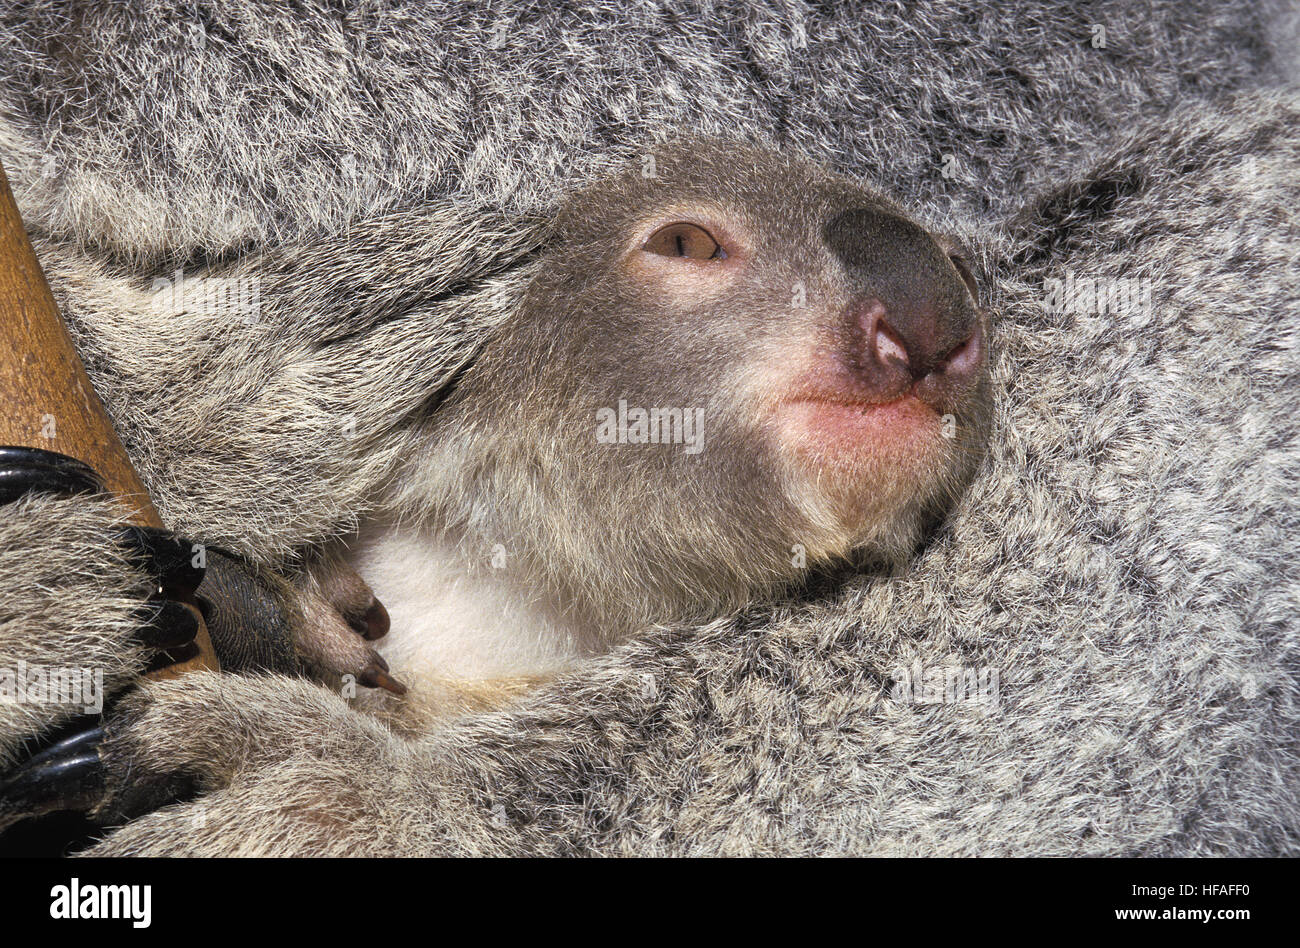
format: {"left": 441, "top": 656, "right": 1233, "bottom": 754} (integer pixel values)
{"left": 0, "top": 2, "right": 1295, "bottom": 854}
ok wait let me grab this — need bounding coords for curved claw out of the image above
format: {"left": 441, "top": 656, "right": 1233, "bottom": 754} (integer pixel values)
{"left": 133, "top": 599, "right": 201, "bottom": 652}
{"left": 0, "top": 445, "right": 104, "bottom": 505}
{"left": 0, "top": 718, "right": 196, "bottom": 837}
{"left": 0, "top": 726, "right": 107, "bottom": 834}
{"left": 122, "top": 525, "right": 205, "bottom": 598}
{"left": 360, "top": 660, "right": 407, "bottom": 696}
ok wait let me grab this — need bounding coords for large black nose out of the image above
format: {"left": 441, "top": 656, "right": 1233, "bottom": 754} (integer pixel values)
{"left": 823, "top": 206, "right": 976, "bottom": 373}
{"left": 824, "top": 207, "right": 982, "bottom": 411}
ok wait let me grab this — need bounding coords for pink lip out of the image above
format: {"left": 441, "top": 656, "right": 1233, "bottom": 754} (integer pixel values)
{"left": 771, "top": 394, "right": 943, "bottom": 465}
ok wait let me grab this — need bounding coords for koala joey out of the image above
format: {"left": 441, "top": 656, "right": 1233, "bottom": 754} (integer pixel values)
{"left": 339, "top": 140, "right": 991, "bottom": 722}
{"left": 0, "top": 139, "right": 991, "bottom": 844}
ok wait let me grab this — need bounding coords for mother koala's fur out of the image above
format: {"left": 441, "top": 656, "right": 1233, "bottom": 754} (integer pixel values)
{"left": 0, "top": 2, "right": 1296, "bottom": 854}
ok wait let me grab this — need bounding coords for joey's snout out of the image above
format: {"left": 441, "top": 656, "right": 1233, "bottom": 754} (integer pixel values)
{"left": 822, "top": 205, "right": 984, "bottom": 414}
{"left": 847, "top": 298, "right": 983, "bottom": 412}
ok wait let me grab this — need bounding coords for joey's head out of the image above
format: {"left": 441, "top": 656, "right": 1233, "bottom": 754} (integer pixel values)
{"left": 418, "top": 139, "right": 991, "bottom": 633}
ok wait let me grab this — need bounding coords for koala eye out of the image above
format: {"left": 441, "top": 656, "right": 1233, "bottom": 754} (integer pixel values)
{"left": 643, "top": 223, "right": 728, "bottom": 260}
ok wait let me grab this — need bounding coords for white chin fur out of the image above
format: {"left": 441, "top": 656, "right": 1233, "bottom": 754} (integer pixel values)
{"left": 343, "top": 518, "right": 600, "bottom": 682}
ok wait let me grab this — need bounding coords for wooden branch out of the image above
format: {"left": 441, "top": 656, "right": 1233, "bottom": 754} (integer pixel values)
{"left": 0, "top": 162, "right": 219, "bottom": 678}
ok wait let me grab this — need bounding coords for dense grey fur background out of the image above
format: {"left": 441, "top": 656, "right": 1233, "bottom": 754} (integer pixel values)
{"left": 0, "top": 1, "right": 1296, "bottom": 854}
{"left": 3, "top": 0, "right": 1296, "bottom": 257}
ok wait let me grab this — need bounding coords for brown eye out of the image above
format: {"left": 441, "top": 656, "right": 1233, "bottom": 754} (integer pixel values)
{"left": 643, "top": 223, "right": 727, "bottom": 260}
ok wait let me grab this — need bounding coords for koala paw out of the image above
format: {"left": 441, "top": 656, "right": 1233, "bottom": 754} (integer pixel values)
{"left": 198, "top": 547, "right": 404, "bottom": 693}
{"left": 285, "top": 552, "right": 405, "bottom": 695}
{"left": 88, "top": 673, "right": 415, "bottom": 855}
{"left": 0, "top": 447, "right": 402, "bottom": 837}
{"left": 3, "top": 672, "right": 414, "bottom": 853}
{"left": 0, "top": 447, "right": 205, "bottom": 762}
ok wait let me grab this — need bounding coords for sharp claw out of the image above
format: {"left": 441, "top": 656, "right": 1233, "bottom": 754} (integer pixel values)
{"left": 359, "top": 662, "right": 407, "bottom": 696}
{"left": 134, "top": 599, "right": 201, "bottom": 651}
{"left": 0, "top": 726, "right": 106, "bottom": 833}
{"left": 0, "top": 446, "right": 105, "bottom": 505}
{"left": 122, "top": 525, "right": 205, "bottom": 596}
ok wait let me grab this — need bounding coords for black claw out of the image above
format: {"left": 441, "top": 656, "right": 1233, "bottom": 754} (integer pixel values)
{"left": 133, "top": 599, "right": 201, "bottom": 651}
{"left": 0, "top": 446, "right": 102, "bottom": 483}
{"left": 0, "top": 721, "right": 196, "bottom": 834}
{"left": 0, "top": 449, "right": 212, "bottom": 838}
{"left": 0, "top": 449, "right": 208, "bottom": 663}
{"left": 122, "top": 524, "right": 205, "bottom": 596}
{"left": 0, "top": 446, "right": 104, "bottom": 505}
{"left": 0, "top": 726, "right": 107, "bottom": 833}
{"left": 0, "top": 451, "right": 206, "bottom": 597}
